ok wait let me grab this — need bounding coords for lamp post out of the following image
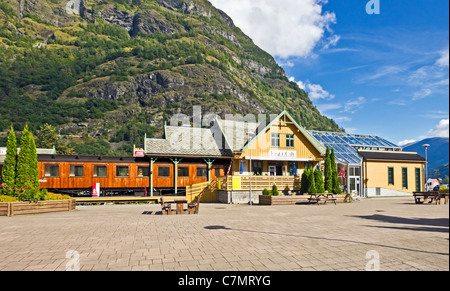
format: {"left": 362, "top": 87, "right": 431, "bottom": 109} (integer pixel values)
{"left": 422, "top": 144, "right": 430, "bottom": 191}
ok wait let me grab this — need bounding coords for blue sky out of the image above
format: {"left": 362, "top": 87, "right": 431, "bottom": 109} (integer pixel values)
{"left": 209, "top": 0, "right": 449, "bottom": 146}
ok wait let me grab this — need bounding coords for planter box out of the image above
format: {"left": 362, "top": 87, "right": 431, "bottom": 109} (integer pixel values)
{"left": 0, "top": 199, "right": 76, "bottom": 217}
{"left": 259, "top": 195, "right": 347, "bottom": 206}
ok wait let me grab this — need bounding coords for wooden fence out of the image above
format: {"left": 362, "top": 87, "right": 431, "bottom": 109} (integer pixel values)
{"left": 0, "top": 200, "right": 76, "bottom": 217}
{"left": 220, "top": 176, "right": 301, "bottom": 191}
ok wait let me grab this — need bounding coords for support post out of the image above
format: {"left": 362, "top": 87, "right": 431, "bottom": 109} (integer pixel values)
{"left": 203, "top": 159, "right": 215, "bottom": 182}
{"left": 171, "top": 158, "right": 182, "bottom": 195}
{"left": 150, "top": 158, "right": 158, "bottom": 197}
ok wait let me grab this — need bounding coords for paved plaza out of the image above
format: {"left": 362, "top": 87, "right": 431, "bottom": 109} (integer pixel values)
{"left": 0, "top": 197, "right": 448, "bottom": 271}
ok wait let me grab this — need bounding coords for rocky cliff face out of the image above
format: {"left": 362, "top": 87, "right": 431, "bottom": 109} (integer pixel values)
{"left": 0, "top": 0, "right": 341, "bottom": 154}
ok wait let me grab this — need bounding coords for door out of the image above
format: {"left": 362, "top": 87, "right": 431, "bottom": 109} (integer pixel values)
{"left": 269, "top": 166, "right": 276, "bottom": 176}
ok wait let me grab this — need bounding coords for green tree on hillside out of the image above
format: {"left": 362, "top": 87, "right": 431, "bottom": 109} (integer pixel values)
{"left": 1, "top": 125, "right": 17, "bottom": 188}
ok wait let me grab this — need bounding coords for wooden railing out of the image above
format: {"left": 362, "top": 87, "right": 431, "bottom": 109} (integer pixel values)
{"left": 186, "top": 180, "right": 219, "bottom": 203}
{"left": 219, "top": 176, "right": 301, "bottom": 191}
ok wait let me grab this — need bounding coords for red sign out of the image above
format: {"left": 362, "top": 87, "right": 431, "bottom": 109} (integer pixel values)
{"left": 134, "top": 149, "right": 145, "bottom": 157}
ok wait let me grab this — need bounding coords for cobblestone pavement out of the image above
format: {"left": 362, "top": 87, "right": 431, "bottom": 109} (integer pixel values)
{"left": 0, "top": 197, "right": 448, "bottom": 271}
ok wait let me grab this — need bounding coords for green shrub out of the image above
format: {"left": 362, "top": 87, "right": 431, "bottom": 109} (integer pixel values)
{"left": 272, "top": 184, "right": 279, "bottom": 196}
{"left": 0, "top": 195, "right": 17, "bottom": 202}
{"left": 262, "top": 188, "right": 271, "bottom": 196}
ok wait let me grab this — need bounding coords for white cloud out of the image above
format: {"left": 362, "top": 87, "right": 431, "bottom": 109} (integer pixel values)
{"left": 316, "top": 103, "right": 342, "bottom": 114}
{"left": 289, "top": 77, "right": 335, "bottom": 101}
{"left": 412, "top": 88, "right": 432, "bottom": 100}
{"left": 398, "top": 139, "right": 417, "bottom": 147}
{"left": 209, "top": 0, "right": 338, "bottom": 59}
{"left": 427, "top": 119, "right": 449, "bottom": 138}
{"left": 436, "top": 47, "right": 449, "bottom": 67}
{"left": 342, "top": 97, "right": 366, "bottom": 114}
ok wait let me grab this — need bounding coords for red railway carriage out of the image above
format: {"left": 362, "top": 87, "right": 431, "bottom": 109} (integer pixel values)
{"left": 37, "top": 154, "right": 228, "bottom": 196}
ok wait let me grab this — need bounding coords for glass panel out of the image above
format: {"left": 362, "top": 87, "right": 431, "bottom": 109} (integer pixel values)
{"left": 196, "top": 167, "right": 207, "bottom": 177}
{"left": 137, "top": 166, "right": 150, "bottom": 177}
{"left": 94, "top": 166, "right": 107, "bottom": 177}
{"left": 116, "top": 166, "right": 129, "bottom": 177}
{"left": 178, "top": 167, "right": 189, "bottom": 177}
{"left": 158, "top": 167, "right": 170, "bottom": 177}
{"left": 44, "top": 165, "right": 59, "bottom": 177}
{"left": 70, "top": 165, "right": 84, "bottom": 177}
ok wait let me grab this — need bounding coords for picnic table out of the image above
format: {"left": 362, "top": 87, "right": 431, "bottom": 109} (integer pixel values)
{"left": 308, "top": 194, "right": 337, "bottom": 205}
{"left": 413, "top": 192, "right": 449, "bottom": 205}
{"left": 160, "top": 198, "right": 188, "bottom": 215}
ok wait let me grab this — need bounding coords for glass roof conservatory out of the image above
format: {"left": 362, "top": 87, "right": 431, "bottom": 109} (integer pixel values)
{"left": 308, "top": 131, "right": 401, "bottom": 166}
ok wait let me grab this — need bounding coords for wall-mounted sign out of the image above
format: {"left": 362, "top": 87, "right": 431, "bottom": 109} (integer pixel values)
{"left": 269, "top": 150, "right": 297, "bottom": 158}
{"left": 133, "top": 149, "right": 145, "bottom": 157}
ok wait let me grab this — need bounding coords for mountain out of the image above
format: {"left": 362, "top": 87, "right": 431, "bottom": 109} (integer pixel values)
{"left": 0, "top": 0, "right": 343, "bottom": 155}
{"left": 403, "top": 137, "right": 449, "bottom": 179}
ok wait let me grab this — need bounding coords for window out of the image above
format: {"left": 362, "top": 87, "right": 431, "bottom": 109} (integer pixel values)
{"left": 44, "top": 165, "right": 59, "bottom": 177}
{"left": 388, "top": 167, "right": 394, "bottom": 185}
{"left": 137, "top": 166, "right": 150, "bottom": 177}
{"left": 286, "top": 134, "right": 294, "bottom": 148}
{"left": 69, "top": 165, "right": 84, "bottom": 177}
{"left": 158, "top": 167, "right": 170, "bottom": 177}
{"left": 93, "top": 165, "right": 107, "bottom": 177}
{"left": 252, "top": 161, "right": 263, "bottom": 175}
{"left": 402, "top": 168, "right": 408, "bottom": 189}
{"left": 415, "top": 168, "right": 421, "bottom": 192}
{"left": 214, "top": 168, "right": 222, "bottom": 178}
{"left": 196, "top": 167, "right": 207, "bottom": 177}
{"left": 116, "top": 166, "right": 129, "bottom": 177}
{"left": 178, "top": 167, "right": 189, "bottom": 177}
{"left": 271, "top": 133, "right": 280, "bottom": 148}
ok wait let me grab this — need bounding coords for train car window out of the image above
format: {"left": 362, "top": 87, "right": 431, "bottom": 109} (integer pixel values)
{"left": 137, "top": 166, "right": 150, "bottom": 177}
{"left": 178, "top": 167, "right": 189, "bottom": 177}
{"left": 69, "top": 165, "right": 84, "bottom": 177}
{"left": 158, "top": 167, "right": 170, "bottom": 177}
{"left": 93, "top": 165, "right": 107, "bottom": 177}
{"left": 116, "top": 166, "right": 129, "bottom": 177}
{"left": 44, "top": 165, "right": 60, "bottom": 177}
{"left": 197, "top": 167, "right": 207, "bottom": 177}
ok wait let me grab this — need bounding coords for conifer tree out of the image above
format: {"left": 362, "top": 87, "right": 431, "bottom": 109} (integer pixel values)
{"left": 16, "top": 124, "right": 39, "bottom": 189}
{"left": 331, "top": 148, "right": 342, "bottom": 194}
{"left": 2, "top": 125, "right": 17, "bottom": 188}
{"left": 314, "top": 168, "right": 325, "bottom": 194}
{"left": 300, "top": 169, "right": 308, "bottom": 195}
{"left": 307, "top": 167, "right": 317, "bottom": 194}
{"left": 324, "top": 146, "right": 333, "bottom": 192}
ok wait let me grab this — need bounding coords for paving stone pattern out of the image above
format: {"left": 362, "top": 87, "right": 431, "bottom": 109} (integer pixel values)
{"left": 0, "top": 198, "right": 448, "bottom": 271}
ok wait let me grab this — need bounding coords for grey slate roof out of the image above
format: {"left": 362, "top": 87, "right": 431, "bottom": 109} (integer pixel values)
{"left": 146, "top": 126, "right": 232, "bottom": 158}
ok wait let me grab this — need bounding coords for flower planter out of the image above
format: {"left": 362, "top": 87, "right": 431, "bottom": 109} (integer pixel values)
{"left": 0, "top": 199, "right": 76, "bottom": 216}
{"left": 259, "top": 195, "right": 347, "bottom": 205}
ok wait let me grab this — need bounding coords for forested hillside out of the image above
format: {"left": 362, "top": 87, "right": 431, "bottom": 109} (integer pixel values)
{"left": 0, "top": 0, "right": 342, "bottom": 155}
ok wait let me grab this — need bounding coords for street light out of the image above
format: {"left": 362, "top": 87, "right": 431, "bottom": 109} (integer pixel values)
{"left": 422, "top": 144, "right": 430, "bottom": 191}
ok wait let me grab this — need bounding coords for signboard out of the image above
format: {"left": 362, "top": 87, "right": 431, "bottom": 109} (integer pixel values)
{"left": 133, "top": 149, "right": 145, "bottom": 157}
{"left": 269, "top": 150, "right": 297, "bottom": 158}
{"left": 92, "top": 183, "right": 100, "bottom": 197}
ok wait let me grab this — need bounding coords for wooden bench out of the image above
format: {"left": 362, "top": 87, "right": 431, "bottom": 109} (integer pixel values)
{"left": 187, "top": 196, "right": 200, "bottom": 215}
{"left": 413, "top": 192, "right": 439, "bottom": 204}
{"left": 160, "top": 198, "right": 173, "bottom": 215}
{"left": 308, "top": 194, "right": 337, "bottom": 205}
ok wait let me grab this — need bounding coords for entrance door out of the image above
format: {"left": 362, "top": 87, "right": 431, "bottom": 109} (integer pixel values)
{"left": 269, "top": 166, "right": 276, "bottom": 176}
{"left": 350, "top": 177, "right": 360, "bottom": 193}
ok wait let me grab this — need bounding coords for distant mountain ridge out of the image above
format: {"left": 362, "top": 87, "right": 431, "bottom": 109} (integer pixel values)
{"left": 403, "top": 137, "right": 449, "bottom": 178}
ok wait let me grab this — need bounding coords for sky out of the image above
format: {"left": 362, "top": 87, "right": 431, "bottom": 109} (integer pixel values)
{"left": 209, "top": 0, "right": 449, "bottom": 146}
